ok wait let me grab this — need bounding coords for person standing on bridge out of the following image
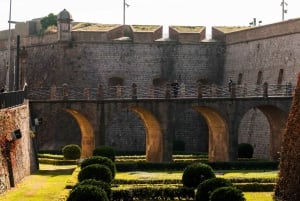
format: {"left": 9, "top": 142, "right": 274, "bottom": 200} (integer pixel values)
{"left": 171, "top": 80, "right": 179, "bottom": 98}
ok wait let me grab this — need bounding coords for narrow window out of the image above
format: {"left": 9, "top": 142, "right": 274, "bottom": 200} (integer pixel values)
{"left": 256, "top": 71, "right": 263, "bottom": 85}
{"left": 277, "top": 69, "right": 284, "bottom": 85}
{"left": 237, "top": 73, "right": 243, "bottom": 85}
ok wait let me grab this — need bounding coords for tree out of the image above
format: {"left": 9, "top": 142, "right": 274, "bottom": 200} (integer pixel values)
{"left": 40, "top": 13, "right": 57, "bottom": 32}
{"left": 274, "top": 73, "right": 300, "bottom": 201}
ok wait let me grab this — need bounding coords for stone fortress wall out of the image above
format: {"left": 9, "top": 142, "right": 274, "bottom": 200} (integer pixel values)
{"left": 1, "top": 9, "right": 300, "bottom": 159}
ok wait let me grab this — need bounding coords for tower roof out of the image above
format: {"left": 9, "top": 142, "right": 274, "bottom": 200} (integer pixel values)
{"left": 57, "top": 9, "right": 73, "bottom": 21}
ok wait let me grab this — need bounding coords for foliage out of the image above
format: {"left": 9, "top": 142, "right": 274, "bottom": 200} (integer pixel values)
{"left": 40, "top": 13, "right": 57, "bottom": 33}
{"left": 78, "top": 164, "right": 112, "bottom": 183}
{"left": 81, "top": 156, "right": 116, "bottom": 178}
{"left": 195, "top": 177, "right": 233, "bottom": 201}
{"left": 111, "top": 187, "right": 194, "bottom": 201}
{"left": 73, "top": 179, "right": 111, "bottom": 200}
{"left": 182, "top": 162, "right": 215, "bottom": 188}
{"left": 209, "top": 186, "right": 246, "bottom": 201}
{"left": 67, "top": 184, "right": 108, "bottom": 201}
{"left": 62, "top": 144, "right": 81, "bottom": 160}
{"left": 238, "top": 143, "right": 254, "bottom": 158}
{"left": 93, "top": 146, "right": 116, "bottom": 162}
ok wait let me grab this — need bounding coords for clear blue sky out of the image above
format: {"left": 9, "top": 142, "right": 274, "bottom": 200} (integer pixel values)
{"left": 0, "top": 0, "right": 298, "bottom": 33}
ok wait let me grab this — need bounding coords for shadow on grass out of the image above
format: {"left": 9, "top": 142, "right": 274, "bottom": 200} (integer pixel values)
{"left": 33, "top": 168, "right": 76, "bottom": 176}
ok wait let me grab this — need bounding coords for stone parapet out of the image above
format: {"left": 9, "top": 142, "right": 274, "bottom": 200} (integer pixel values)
{"left": 169, "top": 26, "right": 205, "bottom": 43}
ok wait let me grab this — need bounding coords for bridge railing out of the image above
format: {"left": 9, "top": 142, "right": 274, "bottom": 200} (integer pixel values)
{"left": 0, "top": 91, "right": 25, "bottom": 109}
{"left": 26, "top": 83, "right": 295, "bottom": 101}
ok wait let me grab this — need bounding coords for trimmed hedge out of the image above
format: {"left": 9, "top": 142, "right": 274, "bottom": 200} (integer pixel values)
{"left": 78, "top": 164, "right": 113, "bottom": 183}
{"left": 93, "top": 146, "right": 116, "bottom": 162}
{"left": 81, "top": 156, "right": 116, "bottom": 178}
{"left": 182, "top": 162, "right": 215, "bottom": 188}
{"left": 67, "top": 184, "right": 109, "bottom": 201}
{"left": 73, "top": 179, "right": 112, "bottom": 200}
{"left": 210, "top": 186, "right": 245, "bottom": 201}
{"left": 63, "top": 144, "right": 81, "bottom": 160}
{"left": 111, "top": 187, "right": 194, "bottom": 201}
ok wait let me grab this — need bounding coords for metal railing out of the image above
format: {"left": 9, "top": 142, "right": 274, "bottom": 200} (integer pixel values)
{"left": 26, "top": 83, "right": 295, "bottom": 101}
{"left": 0, "top": 91, "right": 25, "bottom": 109}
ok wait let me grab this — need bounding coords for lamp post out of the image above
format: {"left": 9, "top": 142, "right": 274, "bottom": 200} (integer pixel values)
{"left": 6, "top": 0, "right": 12, "bottom": 91}
{"left": 123, "top": 0, "right": 130, "bottom": 25}
{"left": 281, "top": 0, "right": 288, "bottom": 21}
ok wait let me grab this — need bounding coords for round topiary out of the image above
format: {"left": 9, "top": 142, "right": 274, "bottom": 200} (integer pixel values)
{"left": 62, "top": 144, "right": 81, "bottom": 160}
{"left": 182, "top": 162, "right": 215, "bottom": 188}
{"left": 81, "top": 156, "right": 116, "bottom": 178}
{"left": 93, "top": 146, "right": 116, "bottom": 162}
{"left": 67, "top": 184, "right": 109, "bottom": 201}
{"left": 73, "top": 179, "right": 111, "bottom": 200}
{"left": 238, "top": 143, "right": 254, "bottom": 158}
{"left": 209, "top": 186, "right": 245, "bottom": 201}
{"left": 195, "top": 178, "right": 233, "bottom": 201}
{"left": 78, "top": 164, "right": 113, "bottom": 183}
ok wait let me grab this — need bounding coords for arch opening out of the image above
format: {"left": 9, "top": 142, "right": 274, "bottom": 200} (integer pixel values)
{"left": 238, "top": 105, "right": 287, "bottom": 160}
{"left": 130, "top": 106, "right": 163, "bottom": 162}
{"left": 65, "top": 108, "right": 95, "bottom": 158}
{"left": 193, "top": 106, "right": 229, "bottom": 162}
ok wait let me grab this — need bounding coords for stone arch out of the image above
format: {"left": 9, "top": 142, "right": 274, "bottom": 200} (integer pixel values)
{"left": 193, "top": 106, "right": 229, "bottom": 162}
{"left": 256, "top": 105, "right": 287, "bottom": 160}
{"left": 238, "top": 105, "right": 287, "bottom": 160}
{"left": 64, "top": 108, "right": 95, "bottom": 158}
{"left": 130, "top": 106, "right": 163, "bottom": 162}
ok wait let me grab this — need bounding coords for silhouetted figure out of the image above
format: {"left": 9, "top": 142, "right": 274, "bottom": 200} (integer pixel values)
{"left": 171, "top": 80, "right": 179, "bottom": 97}
{"left": 228, "top": 79, "right": 233, "bottom": 92}
{"left": 0, "top": 86, "right": 5, "bottom": 93}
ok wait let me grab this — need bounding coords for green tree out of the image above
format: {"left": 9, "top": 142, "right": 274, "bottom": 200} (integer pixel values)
{"left": 40, "top": 13, "right": 57, "bottom": 32}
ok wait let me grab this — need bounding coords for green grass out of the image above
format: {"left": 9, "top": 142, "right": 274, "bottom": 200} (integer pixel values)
{"left": 0, "top": 164, "right": 76, "bottom": 201}
{"left": 244, "top": 192, "right": 273, "bottom": 201}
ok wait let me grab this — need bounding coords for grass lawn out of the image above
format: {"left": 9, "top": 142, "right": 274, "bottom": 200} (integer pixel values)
{"left": 0, "top": 164, "right": 76, "bottom": 201}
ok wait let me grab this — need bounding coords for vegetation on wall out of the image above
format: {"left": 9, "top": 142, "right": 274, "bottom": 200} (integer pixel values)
{"left": 40, "top": 13, "right": 57, "bottom": 33}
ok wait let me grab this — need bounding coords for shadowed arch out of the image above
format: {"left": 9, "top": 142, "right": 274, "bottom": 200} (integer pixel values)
{"left": 64, "top": 108, "right": 95, "bottom": 158}
{"left": 194, "top": 106, "right": 229, "bottom": 162}
{"left": 130, "top": 106, "right": 163, "bottom": 162}
{"left": 256, "top": 105, "right": 287, "bottom": 160}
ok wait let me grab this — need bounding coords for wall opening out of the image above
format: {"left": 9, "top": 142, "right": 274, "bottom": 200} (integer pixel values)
{"left": 193, "top": 106, "right": 229, "bottom": 161}
{"left": 64, "top": 108, "right": 95, "bottom": 158}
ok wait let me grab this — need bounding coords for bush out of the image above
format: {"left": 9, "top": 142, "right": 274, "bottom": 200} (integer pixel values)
{"left": 238, "top": 143, "right": 254, "bottom": 158}
{"left": 182, "top": 162, "right": 215, "bottom": 188}
{"left": 210, "top": 186, "right": 245, "bottom": 201}
{"left": 73, "top": 179, "right": 111, "bottom": 200}
{"left": 78, "top": 164, "right": 112, "bottom": 183}
{"left": 62, "top": 144, "right": 81, "bottom": 160}
{"left": 81, "top": 156, "right": 116, "bottom": 178}
{"left": 67, "top": 184, "right": 108, "bottom": 201}
{"left": 93, "top": 146, "right": 116, "bottom": 162}
{"left": 195, "top": 178, "right": 233, "bottom": 201}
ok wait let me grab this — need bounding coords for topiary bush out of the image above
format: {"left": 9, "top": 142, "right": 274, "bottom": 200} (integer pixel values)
{"left": 195, "top": 177, "right": 233, "bottom": 201}
{"left": 93, "top": 146, "right": 116, "bottom": 162}
{"left": 67, "top": 184, "right": 109, "bottom": 201}
{"left": 81, "top": 156, "right": 116, "bottom": 178}
{"left": 73, "top": 179, "right": 111, "bottom": 200}
{"left": 182, "top": 162, "right": 215, "bottom": 188}
{"left": 209, "top": 186, "right": 246, "bottom": 201}
{"left": 78, "top": 164, "right": 112, "bottom": 183}
{"left": 62, "top": 144, "right": 81, "bottom": 160}
{"left": 238, "top": 143, "right": 254, "bottom": 158}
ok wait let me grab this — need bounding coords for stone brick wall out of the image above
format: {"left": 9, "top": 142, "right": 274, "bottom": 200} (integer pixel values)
{"left": 0, "top": 102, "right": 36, "bottom": 194}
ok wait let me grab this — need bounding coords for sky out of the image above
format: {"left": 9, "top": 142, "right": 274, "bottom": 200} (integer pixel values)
{"left": 0, "top": 0, "right": 299, "bottom": 36}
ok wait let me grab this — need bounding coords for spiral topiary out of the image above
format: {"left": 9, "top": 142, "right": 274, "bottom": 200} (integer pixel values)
{"left": 182, "top": 162, "right": 215, "bottom": 188}
{"left": 62, "top": 144, "right": 81, "bottom": 160}
{"left": 195, "top": 177, "right": 233, "bottom": 201}
{"left": 93, "top": 146, "right": 116, "bottom": 162}
{"left": 78, "top": 164, "right": 112, "bottom": 183}
{"left": 81, "top": 156, "right": 116, "bottom": 178}
{"left": 67, "top": 184, "right": 109, "bottom": 201}
{"left": 209, "top": 186, "right": 245, "bottom": 201}
{"left": 73, "top": 179, "right": 111, "bottom": 200}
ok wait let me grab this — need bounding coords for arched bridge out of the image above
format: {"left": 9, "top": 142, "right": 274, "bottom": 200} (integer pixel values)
{"left": 28, "top": 83, "right": 293, "bottom": 162}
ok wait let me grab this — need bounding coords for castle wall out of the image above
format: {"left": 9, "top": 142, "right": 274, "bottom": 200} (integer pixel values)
{"left": 0, "top": 102, "right": 36, "bottom": 194}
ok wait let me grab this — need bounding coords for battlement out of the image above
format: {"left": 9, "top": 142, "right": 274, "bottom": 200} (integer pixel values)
{"left": 212, "top": 17, "right": 300, "bottom": 44}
